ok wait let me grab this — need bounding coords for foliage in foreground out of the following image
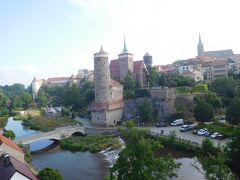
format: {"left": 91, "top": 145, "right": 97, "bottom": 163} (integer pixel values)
{"left": 38, "top": 167, "right": 63, "bottom": 180}
{"left": 60, "top": 135, "right": 121, "bottom": 153}
{"left": 226, "top": 96, "right": 240, "bottom": 124}
{"left": 112, "top": 128, "right": 181, "bottom": 180}
{"left": 3, "top": 130, "right": 16, "bottom": 140}
{"left": 226, "top": 127, "right": 240, "bottom": 176}
{"left": 198, "top": 138, "right": 236, "bottom": 180}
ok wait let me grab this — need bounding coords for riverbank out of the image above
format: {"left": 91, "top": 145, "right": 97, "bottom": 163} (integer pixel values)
{"left": 60, "top": 134, "right": 122, "bottom": 153}
{"left": 13, "top": 110, "right": 77, "bottom": 131}
{"left": 0, "top": 116, "right": 8, "bottom": 128}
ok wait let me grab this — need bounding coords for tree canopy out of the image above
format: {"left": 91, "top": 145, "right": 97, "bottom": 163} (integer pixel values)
{"left": 139, "top": 98, "right": 153, "bottom": 123}
{"left": 144, "top": 66, "right": 159, "bottom": 88}
{"left": 194, "top": 99, "right": 214, "bottom": 122}
{"left": 211, "top": 77, "right": 237, "bottom": 98}
{"left": 158, "top": 73, "right": 195, "bottom": 87}
{"left": 112, "top": 128, "right": 180, "bottom": 180}
{"left": 38, "top": 167, "right": 63, "bottom": 180}
{"left": 226, "top": 97, "right": 240, "bottom": 124}
{"left": 3, "top": 130, "right": 15, "bottom": 140}
{"left": 123, "top": 73, "right": 135, "bottom": 91}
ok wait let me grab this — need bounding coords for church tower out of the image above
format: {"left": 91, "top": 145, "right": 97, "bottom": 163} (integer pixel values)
{"left": 118, "top": 37, "right": 133, "bottom": 81}
{"left": 197, "top": 33, "right": 204, "bottom": 57}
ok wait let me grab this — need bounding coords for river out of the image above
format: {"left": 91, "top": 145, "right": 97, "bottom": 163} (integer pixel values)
{"left": 4, "top": 117, "right": 205, "bottom": 180}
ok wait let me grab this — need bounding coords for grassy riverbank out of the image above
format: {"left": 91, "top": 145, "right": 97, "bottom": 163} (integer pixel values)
{"left": 0, "top": 116, "right": 8, "bottom": 128}
{"left": 60, "top": 135, "right": 121, "bottom": 153}
{"left": 22, "top": 116, "right": 76, "bottom": 132}
{"left": 13, "top": 110, "right": 77, "bottom": 132}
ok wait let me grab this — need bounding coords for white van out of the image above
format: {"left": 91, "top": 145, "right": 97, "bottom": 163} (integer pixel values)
{"left": 171, "top": 119, "right": 184, "bottom": 126}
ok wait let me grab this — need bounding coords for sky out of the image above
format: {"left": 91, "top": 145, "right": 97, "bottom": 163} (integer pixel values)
{"left": 0, "top": 0, "right": 240, "bottom": 87}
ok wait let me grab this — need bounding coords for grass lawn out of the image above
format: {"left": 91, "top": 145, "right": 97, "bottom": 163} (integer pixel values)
{"left": 20, "top": 109, "right": 77, "bottom": 132}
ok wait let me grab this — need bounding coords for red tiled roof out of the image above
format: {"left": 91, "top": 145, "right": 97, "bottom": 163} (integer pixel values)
{"left": 91, "top": 99, "right": 124, "bottom": 111}
{"left": 0, "top": 135, "right": 24, "bottom": 154}
{"left": 109, "top": 59, "right": 120, "bottom": 77}
{"left": 154, "top": 64, "right": 173, "bottom": 73}
{"left": 182, "top": 70, "right": 194, "bottom": 75}
{"left": 10, "top": 156, "right": 38, "bottom": 180}
{"left": 111, "top": 79, "right": 122, "bottom": 86}
{"left": 133, "top": 60, "right": 145, "bottom": 73}
{"left": 46, "top": 77, "right": 70, "bottom": 82}
{"left": 0, "top": 155, "right": 37, "bottom": 180}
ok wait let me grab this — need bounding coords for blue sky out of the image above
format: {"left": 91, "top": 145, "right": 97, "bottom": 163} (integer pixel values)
{"left": 1, "top": 0, "right": 240, "bottom": 86}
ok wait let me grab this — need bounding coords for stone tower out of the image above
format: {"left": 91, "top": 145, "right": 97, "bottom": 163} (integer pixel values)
{"left": 143, "top": 52, "right": 153, "bottom": 66}
{"left": 31, "top": 77, "right": 44, "bottom": 100}
{"left": 91, "top": 46, "right": 124, "bottom": 127}
{"left": 197, "top": 33, "right": 204, "bottom": 57}
{"left": 93, "top": 46, "right": 111, "bottom": 103}
{"left": 118, "top": 38, "right": 133, "bottom": 81}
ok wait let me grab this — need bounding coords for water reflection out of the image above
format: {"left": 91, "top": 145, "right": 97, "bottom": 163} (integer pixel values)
{"left": 32, "top": 146, "right": 110, "bottom": 180}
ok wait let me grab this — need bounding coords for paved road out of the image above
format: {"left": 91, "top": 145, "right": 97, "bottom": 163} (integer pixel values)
{"left": 147, "top": 125, "right": 228, "bottom": 147}
{"left": 74, "top": 117, "right": 92, "bottom": 128}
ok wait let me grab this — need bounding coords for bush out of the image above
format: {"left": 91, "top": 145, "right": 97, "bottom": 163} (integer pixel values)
{"left": 38, "top": 168, "right": 63, "bottom": 180}
{"left": 60, "top": 135, "right": 121, "bottom": 153}
{"left": 134, "top": 89, "right": 150, "bottom": 98}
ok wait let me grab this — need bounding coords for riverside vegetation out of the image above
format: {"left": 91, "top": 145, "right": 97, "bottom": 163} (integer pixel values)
{"left": 60, "top": 135, "right": 121, "bottom": 153}
{"left": 13, "top": 112, "right": 76, "bottom": 132}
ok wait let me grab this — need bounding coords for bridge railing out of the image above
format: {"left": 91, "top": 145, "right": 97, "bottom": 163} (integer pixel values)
{"left": 15, "top": 125, "right": 85, "bottom": 142}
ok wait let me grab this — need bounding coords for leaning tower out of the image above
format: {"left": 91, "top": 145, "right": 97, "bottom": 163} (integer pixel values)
{"left": 93, "top": 46, "right": 111, "bottom": 103}
{"left": 91, "top": 46, "right": 124, "bottom": 127}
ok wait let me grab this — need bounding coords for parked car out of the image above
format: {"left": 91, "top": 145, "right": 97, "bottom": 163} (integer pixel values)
{"left": 171, "top": 119, "right": 184, "bottom": 126}
{"left": 210, "top": 132, "right": 220, "bottom": 139}
{"left": 192, "top": 129, "right": 198, "bottom": 134}
{"left": 204, "top": 131, "right": 213, "bottom": 137}
{"left": 197, "top": 128, "right": 208, "bottom": 136}
{"left": 156, "top": 121, "right": 167, "bottom": 127}
{"left": 180, "top": 125, "right": 193, "bottom": 132}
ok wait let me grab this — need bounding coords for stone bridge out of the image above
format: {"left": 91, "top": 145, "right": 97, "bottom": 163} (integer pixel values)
{"left": 14, "top": 125, "right": 118, "bottom": 145}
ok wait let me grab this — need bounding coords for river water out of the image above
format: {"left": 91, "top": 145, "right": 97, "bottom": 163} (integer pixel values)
{"left": 4, "top": 117, "right": 205, "bottom": 180}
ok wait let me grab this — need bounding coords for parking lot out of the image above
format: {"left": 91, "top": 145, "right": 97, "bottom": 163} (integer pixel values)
{"left": 148, "top": 124, "right": 229, "bottom": 147}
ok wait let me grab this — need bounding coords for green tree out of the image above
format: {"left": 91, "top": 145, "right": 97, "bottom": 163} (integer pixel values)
{"left": 36, "top": 89, "right": 48, "bottom": 108}
{"left": 139, "top": 98, "right": 153, "bottom": 123}
{"left": 204, "top": 92, "right": 222, "bottom": 109}
{"left": 144, "top": 66, "right": 159, "bottom": 88}
{"left": 126, "top": 120, "right": 135, "bottom": 129}
{"left": 226, "top": 126, "right": 240, "bottom": 174}
{"left": 123, "top": 73, "right": 135, "bottom": 91}
{"left": 173, "top": 75, "right": 195, "bottom": 87}
{"left": 211, "top": 77, "right": 237, "bottom": 98}
{"left": 3, "top": 130, "right": 15, "bottom": 140}
{"left": 0, "top": 92, "right": 9, "bottom": 116}
{"left": 194, "top": 99, "right": 214, "bottom": 122}
{"left": 112, "top": 128, "right": 180, "bottom": 180}
{"left": 226, "top": 97, "right": 240, "bottom": 124}
{"left": 198, "top": 153, "right": 235, "bottom": 180}
{"left": 201, "top": 138, "right": 218, "bottom": 156}
{"left": 38, "top": 167, "right": 63, "bottom": 180}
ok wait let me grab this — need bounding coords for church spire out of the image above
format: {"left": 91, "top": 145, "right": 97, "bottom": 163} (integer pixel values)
{"left": 100, "top": 45, "right": 103, "bottom": 52}
{"left": 197, "top": 33, "right": 204, "bottom": 57}
{"left": 199, "top": 33, "right": 202, "bottom": 43}
{"left": 122, "top": 36, "right": 128, "bottom": 53}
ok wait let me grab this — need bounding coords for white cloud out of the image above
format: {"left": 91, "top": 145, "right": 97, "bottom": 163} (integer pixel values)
{"left": 0, "top": 64, "right": 36, "bottom": 86}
